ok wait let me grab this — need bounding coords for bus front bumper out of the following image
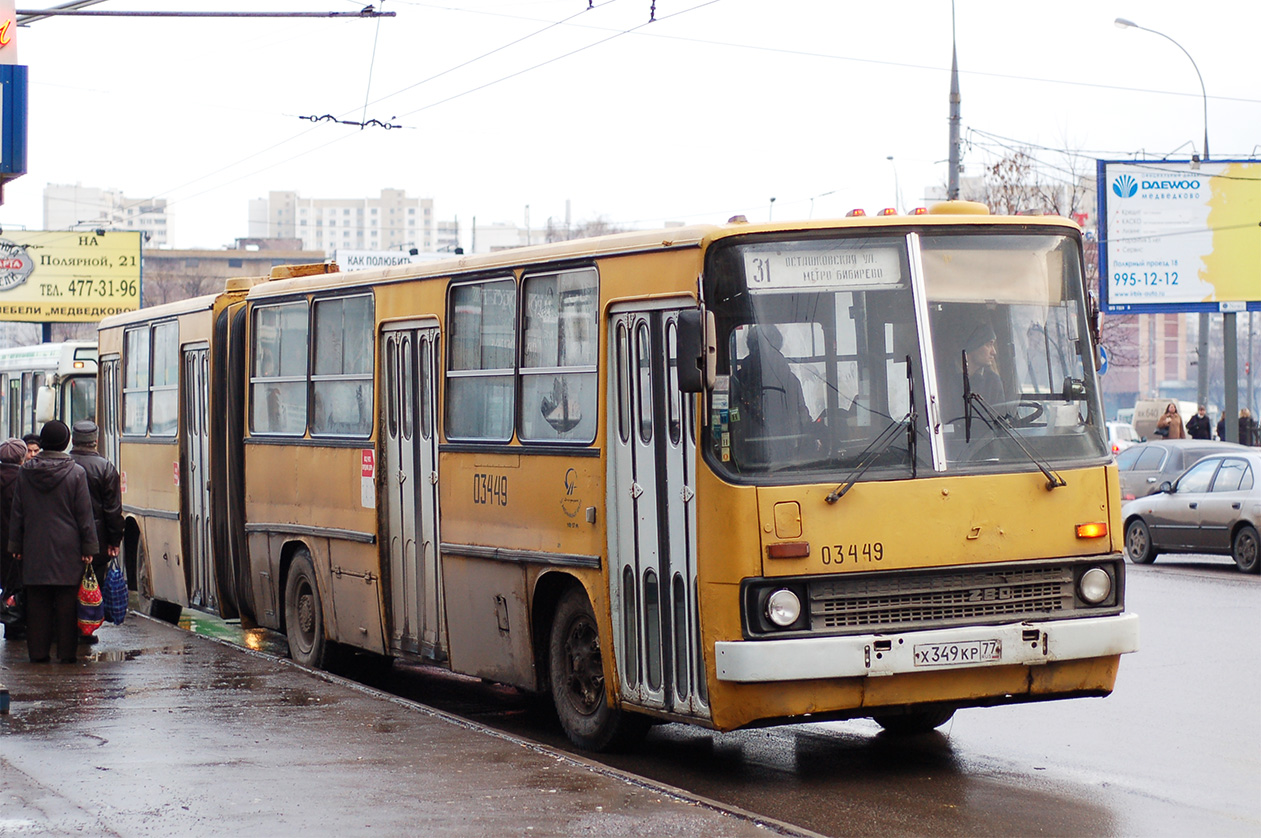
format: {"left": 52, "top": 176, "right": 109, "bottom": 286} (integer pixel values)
{"left": 714, "top": 613, "right": 1139, "bottom": 683}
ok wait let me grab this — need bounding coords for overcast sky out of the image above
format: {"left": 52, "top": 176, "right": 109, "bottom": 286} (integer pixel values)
{"left": 1, "top": 0, "right": 1257, "bottom": 250}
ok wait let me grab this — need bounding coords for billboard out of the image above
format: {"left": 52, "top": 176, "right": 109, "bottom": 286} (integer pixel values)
{"left": 1097, "top": 159, "right": 1261, "bottom": 313}
{"left": 0, "top": 230, "right": 142, "bottom": 322}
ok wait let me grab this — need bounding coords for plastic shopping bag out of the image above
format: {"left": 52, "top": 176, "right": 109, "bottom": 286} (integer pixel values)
{"left": 77, "top": 564, "right": 105, "bottom": 636}
{"left": 103, "top": 558, "right": 128, "bottom": 625}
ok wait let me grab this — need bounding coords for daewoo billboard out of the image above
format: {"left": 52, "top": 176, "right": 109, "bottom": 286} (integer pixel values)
{"left": 0, "top": 230, "right": 142, "bottom": 322}
{"left": 1097, "top": 159, "right": 1261, "bottom": 313}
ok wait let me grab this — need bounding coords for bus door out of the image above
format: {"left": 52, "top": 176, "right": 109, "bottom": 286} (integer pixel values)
{"left": 609, "top": 306, "right": 708, "bottom": 719}
{"left": 381, "top": 322, "right": 444, "bottom": 661}
{"left": 182, "top": 344, "right": 215, "bottom": 611}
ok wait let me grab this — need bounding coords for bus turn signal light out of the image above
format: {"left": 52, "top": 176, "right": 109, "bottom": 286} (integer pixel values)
{"left": 1076, "top": 522, "right": 1108, "bottom": 539}
{"left": 766, "top": 542, "right": 810, "bottom": 559}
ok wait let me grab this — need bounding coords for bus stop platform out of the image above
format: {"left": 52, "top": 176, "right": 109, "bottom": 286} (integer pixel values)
{"left": 0, "top": 614, "right": 797, "bottom": 837}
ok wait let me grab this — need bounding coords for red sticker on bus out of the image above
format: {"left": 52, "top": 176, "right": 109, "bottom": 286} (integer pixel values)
{"left": 362, "top": 449, "right": 375, "bottom": 478}
{"left": 173, "top": 462, "right": 180, "bottom": 486}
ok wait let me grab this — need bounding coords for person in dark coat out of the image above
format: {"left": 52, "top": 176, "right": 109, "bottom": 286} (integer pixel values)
{"left": 8, "top": 420, "right": 98, "bottom": 663}
{"left": 1217, "top": 415, "right": 1227, "bottom": 441}
{"left": 0, "top": 437, "right": 25, "bottom": 640}
{"left": 69, "top": 420, "right": 124, "bottom": 645}
{"left": 1185, "top": 405, "right": 1212, "bottom": 440}
{"left": 22, "top": 433, "right": 40, "bottom": 462}
{"left": 731, "top": 323, "right": 811, "bottom": 466}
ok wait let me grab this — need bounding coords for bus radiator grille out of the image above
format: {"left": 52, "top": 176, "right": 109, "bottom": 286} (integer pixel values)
{"left": 809, "top": 564, "right": 1076, "bottom": 632}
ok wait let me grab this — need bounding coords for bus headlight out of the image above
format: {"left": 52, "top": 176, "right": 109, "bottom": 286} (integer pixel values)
{"left": 766, "top": 589, "right": 802, "bottom": 627}
{"left": 1078, "top": 567, "right": 1112, "bottom": 604}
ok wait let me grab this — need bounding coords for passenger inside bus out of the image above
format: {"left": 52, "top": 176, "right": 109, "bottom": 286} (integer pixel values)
{"left": 730, "top": 323, "right": 812, "bottom": 466}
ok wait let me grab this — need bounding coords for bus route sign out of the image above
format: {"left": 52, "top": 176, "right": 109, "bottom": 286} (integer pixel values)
{"left": 0, "top": 230, "right": 142, "bottom": 322}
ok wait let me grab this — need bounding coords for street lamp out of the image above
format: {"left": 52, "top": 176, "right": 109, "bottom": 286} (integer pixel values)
{"left": 1114, "top": 18, "right": 1209, "bottom": 161}
{"left": 1115, "top": 17, "right": 1218, "bottom": 430}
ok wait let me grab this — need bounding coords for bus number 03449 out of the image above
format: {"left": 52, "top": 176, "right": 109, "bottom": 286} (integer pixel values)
{"left": 473, "top": 473, "right": 508, "bottom": 506}
{"left": 821, "top": 542, "right": 883, "bottom": 564}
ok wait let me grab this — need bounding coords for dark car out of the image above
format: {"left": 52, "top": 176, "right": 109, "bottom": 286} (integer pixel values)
{"left": 1121, "top": 451, "right": 1261, "bottom": 573}
{"left": 1115, "top": 440, "right": 1250, "bottom": 501}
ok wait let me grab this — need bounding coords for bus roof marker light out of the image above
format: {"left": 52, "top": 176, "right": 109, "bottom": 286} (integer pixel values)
{"left": 845, "top": 209, "right": 866, "bottom": 217}
{"left": 878, "top": 208, "right": 898, "bottom": 216}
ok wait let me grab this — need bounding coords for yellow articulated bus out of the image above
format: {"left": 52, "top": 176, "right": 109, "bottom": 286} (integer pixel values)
{"left": 98, "top": 204, "right": 1138, "bottom": 749}
{"left": 0, "top": 341, "right": 98, "bottom": 440}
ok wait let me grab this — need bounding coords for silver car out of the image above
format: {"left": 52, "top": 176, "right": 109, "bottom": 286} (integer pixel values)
{"left": 1121, "top": 450, "right": 1261, "bottom": 573}
{"left": 1115, "top": 439, "right": 1249, "bottom": 500}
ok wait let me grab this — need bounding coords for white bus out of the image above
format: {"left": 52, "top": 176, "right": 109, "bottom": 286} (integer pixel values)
{"left": 0, "top": 341, "right": 99, "bottom": 441}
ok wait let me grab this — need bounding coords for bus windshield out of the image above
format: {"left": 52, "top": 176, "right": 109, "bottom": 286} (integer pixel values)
{"left": 704, "top": 229, "right": 1107, "bottom": 483}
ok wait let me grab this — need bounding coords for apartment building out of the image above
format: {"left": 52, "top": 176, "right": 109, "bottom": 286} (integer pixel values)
{"left": 43, "top": 182, "right": 169, "bottom": 246}
{"left": 249, "top": 188, "right": 434, "bottom": 253}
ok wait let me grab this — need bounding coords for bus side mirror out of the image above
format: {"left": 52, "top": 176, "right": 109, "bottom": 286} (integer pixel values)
{"left": 677, "top": 308, "right": 716, "bottom": 393}
{"left": 35, "top": 385, "right": 56, "bottom": 425}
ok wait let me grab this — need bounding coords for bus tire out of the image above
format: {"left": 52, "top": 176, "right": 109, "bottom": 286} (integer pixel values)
{"left": 1124, "top": 518, "right": 1158, "bottom": 564}
{"left": 873, "top": 708, "right": 956, "bottom": 735}
{"left": 547, "top": 586, "right": 647, "bottom": 751}
{"left": 284, "top": 551, "right": 328, "bottom": 668}
{"left": 1233, "top": 525, "right": 1260, "bottom": 574}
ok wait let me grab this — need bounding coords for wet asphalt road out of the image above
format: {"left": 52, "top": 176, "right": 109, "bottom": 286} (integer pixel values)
{"left": 180, "top": 555, "right": 1260, "bottom": 836}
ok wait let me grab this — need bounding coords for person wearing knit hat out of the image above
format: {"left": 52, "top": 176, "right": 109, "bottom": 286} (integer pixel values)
{"left": 38, "top": 419, "right": 71, "bottom": 453}
{"left": 70, "top": 420, "right": 124, "bottom": 644}
{"left": 10, "top": 420, "right": 98, "bottom": 662}
{"left": 961, "top": 318, "right": 1006, "bottom": 406}
{"left": 0, "top": 438, "right": 25, "bottom": 640}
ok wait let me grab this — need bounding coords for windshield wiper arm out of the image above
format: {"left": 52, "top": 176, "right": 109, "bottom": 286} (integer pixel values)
{"left": 967, "top": 391, "right": 1067, "bottom": 491}
{"left": 827, "top": 357, "right": 917, "bottom": 503}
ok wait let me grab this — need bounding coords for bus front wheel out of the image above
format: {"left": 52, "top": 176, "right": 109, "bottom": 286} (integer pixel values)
{"left": 547, "top": 586, "right": 647, "bottom": 751}
{"left": 873, "top": 708, "right": 956, "bottom": 735}
{"left": 284, "top": 551, "right": 328, "bottom": 668}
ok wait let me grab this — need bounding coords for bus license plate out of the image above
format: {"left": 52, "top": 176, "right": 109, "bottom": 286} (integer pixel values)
{"left": 913, "top": 639, "right": 1001, "bottom": 667}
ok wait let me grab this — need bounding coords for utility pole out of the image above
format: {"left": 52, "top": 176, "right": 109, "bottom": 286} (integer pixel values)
{"left": 947, "top": 2, "right": 961, "bottom": 201}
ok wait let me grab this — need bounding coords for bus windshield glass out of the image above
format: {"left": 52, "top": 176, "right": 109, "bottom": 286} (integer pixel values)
{"left": 706, "top": 234, "right": 930, "bottom": 480}
{"left": 922, "top": 233, "right": 1106, "bottom": 469}
{"left": 704, "top": 229, "right": 1107, "bottom": 483}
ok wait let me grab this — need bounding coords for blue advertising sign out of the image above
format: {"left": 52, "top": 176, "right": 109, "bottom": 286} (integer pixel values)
{"left": 0, "top": 63, "right": 27, "bottom": 182}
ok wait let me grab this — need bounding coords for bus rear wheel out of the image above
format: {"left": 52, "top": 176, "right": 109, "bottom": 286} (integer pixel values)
{"left": 872, "top": 708, "right": 956, "bottom": 735}
{"left": 548, "top": 586, "right": 647, "bottom": 751}
{"left": 284, "top": 551, "right": 328, "bottom": 668}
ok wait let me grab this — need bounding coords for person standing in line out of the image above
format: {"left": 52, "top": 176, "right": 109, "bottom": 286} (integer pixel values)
{"left": 22, "top": 433, "right": 40, "bottom": 462}
{"left": 8, "top": 420, "right": 98, "bottom": 664}
{"left": 1185, "top": 405, "right": 1212, "bottom": 440}
{"left": 0, "top": 438, "right": 26, "bottom": 641}
{"left": 68, "top": 421, "right": 124, "bottom": 646}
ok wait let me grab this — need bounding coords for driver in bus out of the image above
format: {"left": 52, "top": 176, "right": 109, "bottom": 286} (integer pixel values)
{"left": 962, "top": 321, "right": 1006, "bottom": 406}
{"left": 730, "top": 323, "right": 810, "bottom": 465}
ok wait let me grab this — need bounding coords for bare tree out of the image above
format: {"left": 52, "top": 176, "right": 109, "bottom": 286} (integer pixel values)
{"left": 545, "top": 214, "right": 627, "bottom": 243}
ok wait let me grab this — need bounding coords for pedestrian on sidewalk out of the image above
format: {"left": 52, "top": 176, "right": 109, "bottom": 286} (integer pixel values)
{"left": 8, "top": 420, "right": 98, "bottom": 663}
{"left": 0, "top": 437, "right": 25, "bottom": 641}
{"left": 69, "top": 420, "right": 123, "bottom": 647}
{"left": 22, "top": 433, "right": 40, "bottom": 462}
{"left": 1186, "top": 405, "right": 1212, "bottom": 440}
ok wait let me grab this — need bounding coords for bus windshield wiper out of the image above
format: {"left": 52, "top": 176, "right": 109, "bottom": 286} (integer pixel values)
{"left": 967, "top": 390, "right": 1067, "bottom": 491}
{"left": 826, "top": 356, "right": 917, "bottom": 503}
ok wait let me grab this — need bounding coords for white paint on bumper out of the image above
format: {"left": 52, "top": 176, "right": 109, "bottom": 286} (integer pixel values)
{"left": 714, "top": 613, "right": 1140, "bottom": 683}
